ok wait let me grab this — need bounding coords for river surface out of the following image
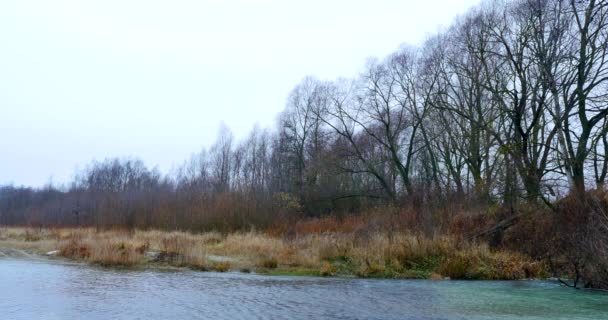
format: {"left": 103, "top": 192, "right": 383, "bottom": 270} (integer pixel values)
{"left": 0, "top": 257, "right": 606, "bottom": 320}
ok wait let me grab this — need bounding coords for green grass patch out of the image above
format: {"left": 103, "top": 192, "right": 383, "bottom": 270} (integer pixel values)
{"left": 259, "top": 267, "right": 321, "bottom": 277}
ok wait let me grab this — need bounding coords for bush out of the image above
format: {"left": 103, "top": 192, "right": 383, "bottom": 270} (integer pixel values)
{"left": 260, "top": 257, "right": 278, "bottom": 269}
{"left": 320, "top": 261, "right": 336, "bottom": 276}
{"left": 211, "top": 261, "right": 231, "bottom": 272}
{"left": 356, "top": 260, "right": 385, "bottom": 277}
{"left": 60, "top": 238, "right": 91, "bottom": 259}
{"left": 550, "top": 191, "right": 608, "bottom": 288}
{"left": 438, "top": 245, "right": 546, "bottom": 280}
{"left": 24, "top": 229, "right": 42, "bottom": 242}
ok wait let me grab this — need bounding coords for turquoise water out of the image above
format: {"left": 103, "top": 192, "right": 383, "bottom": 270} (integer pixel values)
{"left": 0, "top": 258, "right": 606, "bottom": 319}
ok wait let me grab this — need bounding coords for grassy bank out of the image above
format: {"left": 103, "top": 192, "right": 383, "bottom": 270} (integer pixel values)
{"left": 0, "top": 227, "right": 547, "bottom": 280}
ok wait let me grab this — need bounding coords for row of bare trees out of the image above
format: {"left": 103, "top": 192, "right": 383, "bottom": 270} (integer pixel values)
{"left": 1, "top": 0, "right": 607, "bottom": 232}
{"left": 298, "top": 0, "right": 608, "bottom": 207}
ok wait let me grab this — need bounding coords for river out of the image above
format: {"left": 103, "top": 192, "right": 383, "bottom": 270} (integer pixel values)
{"left": 0, "top": 257, "right": 606, "bottom": 319}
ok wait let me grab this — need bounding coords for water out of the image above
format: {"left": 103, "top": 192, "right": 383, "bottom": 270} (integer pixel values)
{"left": 0, "top": 258, "right": 606, "bottom": 320}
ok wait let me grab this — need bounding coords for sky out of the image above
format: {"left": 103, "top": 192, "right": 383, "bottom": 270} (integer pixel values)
{"left": 0, "top": 0, "right": 480, "bottom": 187}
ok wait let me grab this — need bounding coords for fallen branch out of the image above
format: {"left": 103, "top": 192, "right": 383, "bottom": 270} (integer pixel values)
{"left": 468, "top": 214, "right": 521, "bottom": 241}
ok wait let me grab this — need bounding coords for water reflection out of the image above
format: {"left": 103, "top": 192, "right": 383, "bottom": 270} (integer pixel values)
{"left": 0, "top": 258, "right": 606, "bottom": 320}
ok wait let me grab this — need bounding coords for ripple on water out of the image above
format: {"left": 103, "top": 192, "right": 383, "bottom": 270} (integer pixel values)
{"left": 0, "top": 258, "right": 607, "bottom": 320}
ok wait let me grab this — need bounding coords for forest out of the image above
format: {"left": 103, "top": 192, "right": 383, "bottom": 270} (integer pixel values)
{"left": 1, "top": 0, "right": 608, "bottom": 287}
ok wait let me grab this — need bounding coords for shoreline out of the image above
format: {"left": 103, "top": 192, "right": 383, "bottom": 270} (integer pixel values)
{"left": 0, "top": 250, "right": 555, "bottom": 283}
{"left": 0, "top": 227, "right": 549, "bottom": 280}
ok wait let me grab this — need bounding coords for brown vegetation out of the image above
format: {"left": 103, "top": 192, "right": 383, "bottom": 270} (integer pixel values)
{"left": 0, "top": 225, "right": 547, "bottom": 280}
{"left": 504, "top": 191, "right": 608, "bottom": 288}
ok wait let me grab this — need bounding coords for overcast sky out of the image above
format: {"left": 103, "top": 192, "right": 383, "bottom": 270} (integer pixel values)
{"left": 0, "top": 0, "right": 480, "bottom": 187}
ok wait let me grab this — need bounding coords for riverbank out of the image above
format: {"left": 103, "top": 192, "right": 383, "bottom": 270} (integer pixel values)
{"left": 0, "top": 227, "right": 548, "bottom": 279}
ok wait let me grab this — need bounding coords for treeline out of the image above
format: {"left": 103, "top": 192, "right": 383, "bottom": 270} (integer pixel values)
{"left": 1, "top": 0, "right": 607, "bottom": 233}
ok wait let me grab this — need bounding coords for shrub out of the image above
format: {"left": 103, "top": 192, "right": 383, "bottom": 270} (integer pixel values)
{"left": 87, "top": 240, "right": 144, "bottom": 267}
{"left": 59, "top": 238, "right": 90, "bottom": 259}
{"left": 320, "top": 261, "right": 336, "bottom": 276}
{"left": 260, "top": 257, "right": 278, "bottom": 269}
{"left": 24, "top": 229, "right": 42, "bottom": 242}
{"left": 356, "top": 260, "right": 385, "bottom": 277}
{"left": 439, "top": 254, "right": 470, "bottom": 279}
{"left": 438, "top": 245, "right": 546, "bottom": 280}
{"left": 211, "top": 261, "right": 231, "bottom": 272}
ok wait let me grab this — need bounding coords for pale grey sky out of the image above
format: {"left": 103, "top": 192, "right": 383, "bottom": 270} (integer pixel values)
{"left": 0, "top": 0, "right": 480, "bottom": 187}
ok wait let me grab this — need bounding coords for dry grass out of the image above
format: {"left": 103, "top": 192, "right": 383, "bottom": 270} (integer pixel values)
{"left": 438, "top": 244, "right": 547, "bottom": 280}
{"left": 0, "top": 226, "right": 547, "bottom": 279}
